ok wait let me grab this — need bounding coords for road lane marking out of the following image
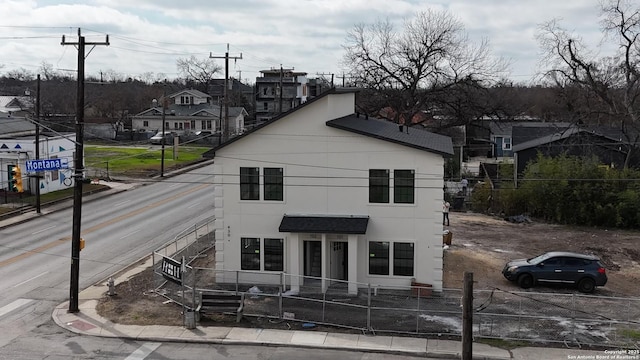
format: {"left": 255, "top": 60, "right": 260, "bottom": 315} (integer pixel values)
{"left": 124, "top": 342, "right": 161, "bottom": 360}
{"left": 31, "top": 225, "right": 57, "bottom": 235}
{"left": 187, "top": 202, "right": 200, "bottom": 209}
{"left": 119, "top": 229, "right": 141, "bottom": 240}
{"left": 0, "top": 183, "right": 210, "bottom": 269}
{"left": 11, "top": 271, "right": 49, "bottom": 288}
{"left": 113, "top": 200, "right": 132, "bottom": 207}
{"left": 0, "top": 298, "right": 34, "bottom": 318}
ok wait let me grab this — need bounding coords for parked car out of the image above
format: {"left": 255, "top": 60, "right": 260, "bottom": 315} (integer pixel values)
{"left": 150, "top": 131, "right": 174, "bottom": 145}
{"left": 502, "top": 251, "right": 607, "bottom": 293}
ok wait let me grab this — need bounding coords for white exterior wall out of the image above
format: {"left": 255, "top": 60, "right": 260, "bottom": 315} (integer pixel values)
{"left": 0, "top": 135, "right": 76, "bottom": 194}
{"left": 213, "top": 92, "right": 445, "bottom": 291}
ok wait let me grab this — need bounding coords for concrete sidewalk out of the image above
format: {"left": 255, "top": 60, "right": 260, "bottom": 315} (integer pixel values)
{"left": 50, "top": 257, "right": 611, "bottom": 360}
{"left": 51, "top": 288, "right": 612, "bottom": 360}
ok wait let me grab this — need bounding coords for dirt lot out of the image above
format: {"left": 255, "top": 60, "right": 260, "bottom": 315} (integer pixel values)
{"left": 443, "top": 212, "right": 640, "bottom": 297}
{"left": 97, "top": 211, "right": 640, "bottom": 326}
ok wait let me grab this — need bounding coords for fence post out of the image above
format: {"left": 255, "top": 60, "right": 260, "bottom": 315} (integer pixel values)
{"left": 279, "top": 272, "right": 284, "bottom": 319}
{"left": 367, "top": 283, "right": 371, "bottom": 331}
{"left": 235, "top": 271, "right": 239, "bottom": 295}
{"left": 571, "top": 293, "right": 576, "bottom": 341}
{"left": 415, "top": 286, "right": 420, "bottom": 333}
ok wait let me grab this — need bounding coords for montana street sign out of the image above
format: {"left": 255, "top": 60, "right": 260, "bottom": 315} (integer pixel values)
{"left": 25, "top": 158, "right": 69, "bottom": 172}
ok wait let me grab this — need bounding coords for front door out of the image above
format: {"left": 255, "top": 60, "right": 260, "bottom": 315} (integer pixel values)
{"left": 330, "top": 242, "right": 348, "bottom": 281}
{"left": 303, "top": 241, "right": 322, "bottom": 278}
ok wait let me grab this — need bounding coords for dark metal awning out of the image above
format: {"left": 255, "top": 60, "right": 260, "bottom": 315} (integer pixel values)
{"left": 279, "top": 215, "right": 369, "bottom": 234}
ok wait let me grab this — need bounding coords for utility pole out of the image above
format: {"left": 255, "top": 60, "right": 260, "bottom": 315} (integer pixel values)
{"left": 61, "top": 28, "right": 109, "bottom": 313}
{"left": 35, "top": 74, "right": 41, "bottom": 214}
{"left": 279, "top": 65, "right": 285, "bottom": 114}
{"left": 210, "top": 45, "right": 242, "bottom": 143}
{"left": 336, "top": 72, "right": 350, "bottom": 87}
{"left": 462, "top": 272, "right": 474, "bottom": 360}
{"left": 160, "top": 86, "right": 166, "bottom": 177}
{"left": 316, "top": 72, "right": 334, "bottom": 87}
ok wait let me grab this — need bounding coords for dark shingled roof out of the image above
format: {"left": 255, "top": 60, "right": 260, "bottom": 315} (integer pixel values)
{"left": 326, "top": 114, "right": 454, "bottom": 156}
{"left": 279, "top": 215, "right": 369, "bottom": 234}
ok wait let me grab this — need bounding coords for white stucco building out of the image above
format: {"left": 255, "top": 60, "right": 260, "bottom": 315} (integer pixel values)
{"left": 0, "top": 134, "right": 76, "bottom": 195}
{"left": 210, "top": 88, "right": 453, "bottom": 294}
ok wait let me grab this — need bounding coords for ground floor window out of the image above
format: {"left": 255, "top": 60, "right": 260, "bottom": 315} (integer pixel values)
{"left": 369, "top": 241, "right": 415, "bottom": 276}
{"left": 393, "top": 242, "right": 414, "bottom": 276}
{"left": 264, "top": 238, "right": 284, "bottom": 271}
{"left": 241, "top": 237, "right": 284, "bottom": 271}
{"left": 240, "top": 237, "right": 260, "bottom": 270}
{"left": 369, "top": 241, "right": 389, "bottom": 275}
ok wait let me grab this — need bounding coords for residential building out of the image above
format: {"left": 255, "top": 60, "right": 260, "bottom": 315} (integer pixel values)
{"left": 132, "top": 89, "right": 248, "bottom": 137}
{"left": 209, "top": 88, "right": 454, "bottom": 295}
{"left": 255, "top": 69, "right": 308, "bottom": 123}
{"left": 0, "top": 116, "right": 76, "bottom": 195}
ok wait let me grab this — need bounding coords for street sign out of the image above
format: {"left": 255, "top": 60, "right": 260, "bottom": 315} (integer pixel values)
{"left": 25, "top": 158, "right": 69, "bottom": 172}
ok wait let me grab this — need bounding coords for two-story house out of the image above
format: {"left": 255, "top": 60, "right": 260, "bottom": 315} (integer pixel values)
{"left": 132, "top": 89, "right": 248, "bottom": 136}
{"left": 210, "top": 88, "right": 453, "bottom": 295}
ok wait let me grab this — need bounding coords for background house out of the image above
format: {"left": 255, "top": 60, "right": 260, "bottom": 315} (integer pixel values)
{"left": 210, "top": 88, "right": 453, "bottom": 295}
{"left": 132, "top": 89, "right": 248, "bottom": 138}
{"left": 513, "top": 126, "right": 638, "bottom": 178}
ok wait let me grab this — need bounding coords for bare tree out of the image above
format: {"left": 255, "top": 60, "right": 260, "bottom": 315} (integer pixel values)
{"left": 537, "top": 0, "right": 640, "bottom": 167}
{"left": 343, "top": 10, "right": 506, "bottom": 128}
{"left": 176, "top": 55, "right": 222, "bottom": 93}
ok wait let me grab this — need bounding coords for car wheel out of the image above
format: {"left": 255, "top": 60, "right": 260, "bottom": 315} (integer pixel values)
{"left": 577, "top": 278, "right": 596, "bottom": 293}
{"left": 517, "top": 274, "right": 534, "bottom": 289}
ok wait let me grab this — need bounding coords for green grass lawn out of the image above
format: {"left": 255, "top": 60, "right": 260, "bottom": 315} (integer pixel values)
{"left": 1, "top": 144, "right": 211, "bottom": 215}
{"left": 84, "top": 144, "right": 210, "bottom": 177}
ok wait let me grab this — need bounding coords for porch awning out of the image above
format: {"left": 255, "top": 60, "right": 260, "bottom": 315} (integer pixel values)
{"left": 279, "top": 215, "right": 369, "bottom": 234}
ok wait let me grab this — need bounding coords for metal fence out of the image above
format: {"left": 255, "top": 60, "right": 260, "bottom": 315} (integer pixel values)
{"left": 152, "top": 219, "right": 640, "bottom": 348}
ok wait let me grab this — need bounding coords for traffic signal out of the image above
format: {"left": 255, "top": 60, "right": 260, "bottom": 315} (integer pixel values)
{"left": 11, "top": 165, "right": 24, "bottom": 193}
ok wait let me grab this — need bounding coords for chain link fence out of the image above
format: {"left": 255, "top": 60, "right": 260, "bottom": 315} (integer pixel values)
{"left": 152, "top": 218, "right": 640, "bottom": 347}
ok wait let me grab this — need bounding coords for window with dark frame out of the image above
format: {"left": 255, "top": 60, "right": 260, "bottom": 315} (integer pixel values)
{"left": 240, "top": 167, "right": 260, "bottom": 200}
{"left": 369, "top": 169, "right": 390, "bottom": 203}
{"left": 369, "top": 241, "right": 389, "bottom": 275}
{"left": 264, "top": 238, "right": 284, "bottom": 271}
{"left": 264, "top": 168, "right": 283, "bottom": 201}
{"left": 240, "top": 237, "right": 260, "bottom": 270}
{"left": 393, "top": 242, "right": 414, "bottom": 276}
{"left": 394, "top": 170, "right": 415, "bottom": 204}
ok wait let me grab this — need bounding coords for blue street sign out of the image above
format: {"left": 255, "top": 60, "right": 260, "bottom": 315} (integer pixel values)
{"left": 25, "top": 158, "right": 69, "bottom": 172}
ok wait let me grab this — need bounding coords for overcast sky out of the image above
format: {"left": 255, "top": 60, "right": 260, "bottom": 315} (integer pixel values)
{"left": 0, "top": 1, "right": 613, "bottom": 85}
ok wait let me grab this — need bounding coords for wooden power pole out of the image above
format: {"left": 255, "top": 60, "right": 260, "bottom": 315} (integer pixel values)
{"left": 462, "top": 272, "right": 474, "bottom": 360}
{"left": 61, "top": 28, "right": 109, "bottom": 313}
{"left": 210, "top": 45, "right": 242, "bottom": 143}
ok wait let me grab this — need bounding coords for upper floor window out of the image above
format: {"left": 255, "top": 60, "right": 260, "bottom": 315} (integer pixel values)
{"left": 264, "top": 168, "right": 283, "bottom": 201}
{"left": 369, "top": 169, "right": 389, "bottom": 203}
{"left": 240, "top": 167, "right": 260, "bottom": 200}
{"left": 394, "top": 170, "right": 415, "bottom": 204}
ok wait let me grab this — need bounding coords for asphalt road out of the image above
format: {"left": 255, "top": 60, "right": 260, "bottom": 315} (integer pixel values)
{"left": 0, "top": 166, "right": 215, "bottom": 355}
